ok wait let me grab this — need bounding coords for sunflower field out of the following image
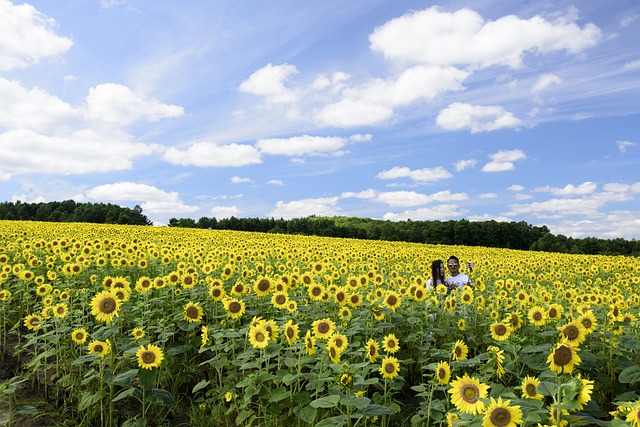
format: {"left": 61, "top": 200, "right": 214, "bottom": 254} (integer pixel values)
{"left": 1, "top": 220, "right": 640, "bottom": 427}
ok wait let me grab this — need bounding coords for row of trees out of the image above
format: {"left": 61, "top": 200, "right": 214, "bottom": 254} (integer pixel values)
{"left": 169, "top": 215, "right": 640, "bottom": 256}
{"left": 0, "top": 200, "right": 152, "bottom": 225}
{"left": 1, "top": 200, "right": 637, "bottom": 256}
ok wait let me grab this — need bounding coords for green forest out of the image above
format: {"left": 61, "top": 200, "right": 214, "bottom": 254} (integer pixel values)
{"left": 1, "top": 200, "right": 638, "bottom": 256}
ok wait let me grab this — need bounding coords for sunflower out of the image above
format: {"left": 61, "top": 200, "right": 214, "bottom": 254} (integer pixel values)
{"left": 549, "top": 406, "right": 569, "bottom": 427}
{"left": 348, "top": 293, "right": 363, "bottom": 308}
{"left": 448, "top": 373, "right": 490, "bottom": 415}
{"left": 458, "top": 318, "right": 466, "bottom": 331}
{"left": 90, "top": 290, "right": 120, "bottom": 324}
{"left": 379, "top": 356, "right": 400, "bottom": 380}
{"left": 271, "top": 292, "right": 288, "bottom": 310}
{"left": 24, "top": 313, "right": 42, "bottom": 331}
{"left": 436, "top": 361, "right": 451, "bottom": 385}
{"left": 482, "top": 397, "right": 523, "bottom": 427}
{"left": 113, "top": 288, "right": 130, "bottom": 302}
{"left": 312, "top": 318, "right": 335, "bottom": 340}
{"left": 339, "top": 307, "right": 352, "bottom": 319}
{"left": 200, "top": 325, "right": 209, "bottom": 348}
{"left": 183, "top": 301, "right": 203, "bottom": 323}
{"left": 372, "top": 305, "right": 385, "bottom": 321}
{"left": 135, "top": 276, "right": 154, "bottom": 293}
{"left": 627, "top": 402, "right": 640, "bottom": 427}
{"left": 224, "top": 298, "right": 246, "bottom": 319}
{"left": 36, "top": 283, "right": 52, "bottom": 297}
{"left": 547, "top": 303, "right": 564, "bottom": 321}
{"left": 231, "top": 281, "right": 246, "bottom": 296}
{"left": 340, "top": 373, "right": 353, "bottom": 387}
{"left": 528, "top": 306, "right": 546, "bottom": 326}
{"left": 286, "top": 300, "right": 298, "bottom": 313}
{"left": 488, "top": 345, "right": 505, "bottom": 379}
{"left": 334, "top": 287, "right": 348, "bottom": 305}
{"left": 53, "top": 303, "right": 68, "bottom": 318}
{"left": 520, "top": 376, "right": 543, "bottom": 400}
{"left": 305, "top": 330, "right": 316, "bottom": 355}
{"left": 136, "top": 343, "right": 164, "bottom": 370}
{"left": 446, "top": 412, "right": 459, "bottom": 427}
{"left": 382, "top": 291, "right": 402, "bottom": 311}
{"left": 460, "top": 289, "right": 474, "bottom": 305}
{"left": 249, "top": 325, "right": 270, "bottom": 349}
{"left": 131, "top": 327, "right": 146, "bottom": 340}
{"left": 366, "top": 338, "right": 380, "bottom": 362}
{"left": 181, "top": 273, "right": 197, "bottom": 289}
{"left": 263, "top": 319, "right": 279, "bottom": 341}
{"left": 558, "top": 320, "right": 587, "bottom": 346}
{"left": 327, "top": 344, "right": 342, "bottom": 363}
{"left": 576, "top": 377, "right": 594, "bottom": 410}
{"left": 547, "top": 341, "right": 581, "bottom": 374}
{"left": 209, "top": 284, "right": 225, "bottom": 301}
{"left": 71, "top": 328, "right": 88, "bottom": 345}
{"left": 87, "top": 339, "right": 112, "bottom": 358}
{"left": 452, "top": 340, "right": 469, "bottom": 361}
{"left": 382, "top": 333, "right": 400, "bottom": 354}
{"left": 436, "top": 284, "right": 448, "bottom": 296}
{"left": 254, "top": 277, "right": 272, "bottom": 296}
{"left": 490, "top": 322, "right": 512, "bottom": 341}
{"left": 328, "top": 333, "right": 348, "bottom": 354}
{"left": 283, "top": 320, "right": 299, "bottom": 344}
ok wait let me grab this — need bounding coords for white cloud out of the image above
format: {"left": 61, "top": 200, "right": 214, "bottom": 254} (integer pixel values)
{"left": 545, "top": 211, "right": 640, "bottom": 239}
{"left": 256, "top": 135, "right": 346, "bottom": 156}
{"left": 515, "top": 193, "right": 533, "bottom": 200}
{"left": 341, "top": 188, "right": 467, "bottom": 207}
{"left": 506, "top": 191, "right": 630, "bottom": 217}
{"left": 0, "top": 0, "right": 73, "bottom": 71}
{"left": 508, "top": 184, "right": 525, "bottom": 191}
{"left": 603, "top": 182, "right": 640, "bottom": 193}
{"left": 368, "top": 6, "right": 601, "bottom": 69}
{"left": 310, "top": 71, "right": 350, "bottom": 91}
{"left": 0, "top": 78, "right": 77, "bottom": 131}
{"left": 622, "top": 59, "right": 640, "bottom": 72}
{"left": 231, "top": 176, "right": 253, "bottom": 184}
{"left": 315, "top": 99, "right": 394, "bottom": 128}
{"left": 376, "top": 166, "right": 452, "bottom": 182}
{"left": 617, "top": 140, "right": 636, "bottom": 153}
{"left": 383, "top": 204, "right": 468, "bottom": 221}
{"left": 239, "top": 63, "right": 298, "bottom": 104}
{"left": 0, "top": 128, "right": 155, "bottom": 177}
{"left": 266, "top": 179, "right": 284, "bottom": 186}
{"left": 85, "top": 83, "right": 184, "bottom": 125}
{"left": 349, "top": 133, "right": 372, "bottom": 143}
{"left": 268, "top": 197, "right": 341, "bottom": 219}
{"left": 531, "top": 73, "right": 562, "bottom": 93}
{"left": 453, "top": 159, "right": 477, "bottom": 171}
{"left": 479, "top": 193, "right": 497, "bottom": 199}
{"left": 210, "top": 205, "right": 241, "bottom": 218}
{"left": 163, "top": 141, "right": 262, "bottom": 167}
{"left": 86, "top": 182, "right": 198, "bottom": 218}
{"left": 482, "top": 149, "right": 526, "bottom": 172}
{"left": 535, "top": 181, "right": 597, "bottom": 196}
{"left": 436, "top": 102, "right": 521, "bottom": 133}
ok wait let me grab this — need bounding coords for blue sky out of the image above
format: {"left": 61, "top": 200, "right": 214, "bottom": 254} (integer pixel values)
{"left": 1, "top": 0, "right": 640, "bottom": 239}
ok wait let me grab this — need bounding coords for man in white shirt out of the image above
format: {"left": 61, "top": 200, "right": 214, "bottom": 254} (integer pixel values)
{"left": 445, "top": 255, "right": 472, "bottom": 291}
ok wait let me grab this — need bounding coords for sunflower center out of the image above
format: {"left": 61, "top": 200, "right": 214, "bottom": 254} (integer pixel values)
{"left": 387, "top": 295, "right": 398, "bottom": 306}
{"left": 142, "top": 351, "right": 156, "bottom": 364}
{"left": 286, "top": 327, "right": 295, "bottom": 338}
{"left": 525, "top": 383, "right": 537, "bottom": 396}
{"left": 489, "top": 407, "right": 511, "bottom": 427}
{"left": 275, "top": 295, "right": 286, "bottom": 304}
{"left": 494, "top": 324, "right": 507, "bottom": 336}
{"left": 564, "top": 325, "right": 579, "bottom": 340}
{"left": 461, "top": 385, "right": 479, "bottom": 402}
{"left": 369, "top": 345, "right": 376, "bottom": 356}
{"left": 553, "top": 345, "right": 572, "bottom": 366}
{"left": 94, "top": 344, "right": 104, "bottom": 353}
{"left": 533, "top": 312, "right": 542, "bottom": 321}
{"left": 186, "top": 306, "right": 199, "bottom": 319}
{"left": 212, "top": 289, "right": 221, "bottom": 297}
{"left": 336, "top": 292, "right": 345, "bottom": 302}
{"left": 255, "top": 332, "right": 266, "bottom": 342}
{"left": 99, "top": 297, "right": 116, "bottom": 314}
{"left": 228, "top": 301, "right": 241, "bottom": 313}
{"left": 549, "top": 308, "right": 557, "bottom": 318}
{"left": 384, "top": 362, "right": 395, "bottom": 374}
{"left": 317, "top": 322, "right": 329, "bottom": 334}
{"left": 311, "top": 287, "right": 322, "bottom": 296}
{"left": 455, "top": 347, "right": 462, "bottom": 357}
{"left": 183, "top": 277, "right": 193, "bottom": 285}
{"left": 438, "top": 368, "right": 446, "bottom": 379}
{"left": 258, "top": 279, "right": 270, "bottom": 291}
{"left": 387, "top": 340, "right": 396, "bottom": 349}
{"left": 334, "top": 338, "right": 344, "bottom": 348}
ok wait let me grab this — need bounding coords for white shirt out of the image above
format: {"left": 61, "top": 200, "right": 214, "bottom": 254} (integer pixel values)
{"left": 445, "top": 273, "right": 471, "bottom": 290}
{"left": 426, "top": 277, "right": 443, "bottom": 291}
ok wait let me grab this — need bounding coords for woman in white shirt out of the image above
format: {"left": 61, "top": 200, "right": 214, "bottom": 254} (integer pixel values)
{"left": 426, "top": 259, "right": 445, "bottom": 290}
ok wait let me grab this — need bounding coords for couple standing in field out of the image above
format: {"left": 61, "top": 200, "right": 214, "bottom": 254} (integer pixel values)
{"left": 426, "top": 255, "right": 472, "bottom": 292}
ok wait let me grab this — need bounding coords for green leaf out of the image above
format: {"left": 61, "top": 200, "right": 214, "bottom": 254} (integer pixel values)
{"left": 268, "top": 386, "right": 289, "bottom": 402}
{"left": 310, "top": 394, "right": 340, "bottom": 408}
{"left": 112, "top": 387, "right": 138, "bottom": 403}
{"left": 78, "top": 391, "right": 102, "bottom": 411}
{"left": 315, "top": 415, "right": 347, "bottom": 427}
{"left": 235, "top": 408, "right": 254, "bottom": 425}
{"left": 293, "top": 405, "right": 316, "bottom": 424}
{"left": 360, "top": 403, "right": 392, "bottom": 416}
{"left": 138, "top": 367, "right": 158, "bottom": 389}
{"left": 192, "top": 379, "right": 210, "bottom": 394}
{"left": 619, "top": 365, "right": 640, "bottom": 384}
{"left": 109, "top": 369, "right": 138, "bottom": 386}
{"left": 148, "top": 388, "right": 176, "bottom": 406}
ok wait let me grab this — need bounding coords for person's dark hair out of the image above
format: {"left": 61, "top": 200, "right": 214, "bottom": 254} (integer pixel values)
{"left": 430, "top": 259, "right": 445, "bottom": 285}
{"left": 447, "top": 255, "right": 460, "bottom": 266}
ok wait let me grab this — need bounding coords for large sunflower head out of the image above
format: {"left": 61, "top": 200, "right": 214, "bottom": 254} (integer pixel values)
{"left": 547, "top": 341, "right": 581, "bottom": 374}
{"left": 224, "top": 298, "right": 246, "bottom": 320}
{"left": 136, "top": 343, "right": 164, "bottom": 370}
{"left": 366, "top": 338, "right": 380, "bottom": 362}
{"left": 482, "top": 397, "right": 523, "bottom": 427}
{"left": 328, "top": 333, "right": 348, "bottom": 353}
{"left": 452, "top": 340, "right": 469, "bottom": 361}
{"left": 88, "top": 339, "right": 112, "bottom": 358}
{"left": 436, "top": 361, "right": 451, "bottom": 385}
{"left": 90, "top": 290, "right": 120, "bottom": 324}
{"left": 283, "top": 320, "right": 299, "bottom": 345}
{"left": 248, "top": 325, "right": 270, "bottom": 349}
{"left": 254, "top": 277, "right": 272, "bottom": 296}
{"left": 131, "top": 327, "right": 146, "bottom": 340}
{"left": 183, "top": 301, "right": 203, "bottom": 323}
{"left": 528, "top": 306, "right": 547, "bottom": 326}
{"left": 520, "top": 375, "right": 543, "bottom": 400}
{"left": 448, "top": 373, "right": 490, "bottom": 415}
{"left": 209, "top": 284, "right": 226, "bottom": 301}
{"left": 576, "top": 377, "right": 594, "bottom": 410}
{"left": 271, "top": 292, "right": 288, "bottom": 310}
{"left": 382, "top": 333, "right": 400, "bottom": 354}
{"left": 383, "top": 291, "right": 401, "bottom": 311}
{"left": 490, "top": 322, "right": 512, "bottom": 341}
{"left": 71, "top": 328, "right": 88, "bottom": 345}
{"left": 379, "top": 356, "right": 400, "bottom": 380}
{"left": 558, "top": 320, "right": 587, "bottom": 345}
{"left": 312, "top": 318, "right": 335, "bottom": 340}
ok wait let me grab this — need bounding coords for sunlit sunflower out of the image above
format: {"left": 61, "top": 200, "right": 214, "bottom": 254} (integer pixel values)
{"left": 312, "top": 318, "right": 335, "bottom": 340}
{"left": 340, "top": 373, "right": 353, "bottom": 387}
{"left": 327, "top": 343, "right": 342, "bottom": 363}
{"left": 448, "top": 373, "right": 490, "bottom": 415}
{"left": 452, "top": 339, "right": 469, "bottom": 361}
{"left": 436, "top": 284, "right": 448, "bottom": 296}
{"left": 263, "top": 319, "right": 279, "bottom": 341}
{"left": 482, "top": 397, "right": 523, "bottom": 427}
{"left": 90, "top": 290, "right": 120, "bottom": 324}
{"left": 446, "top": 412, "right": 459, "bottom": 427}
{"left": 305, "top": 330, "right": 316, "bottom": 355}
{"left": 558, "top": 320, "right": 587, "bottom": 346}
{"left": 224, "top": 298, "right": 246, "bottom": 320}
{"left": 286, "top": 300, "right": 298, "bottom": 313}
{"left": 183, "top": 301, "right": 203, "bottom": 323}
{"left": 271, "top": 292, "right": 288, "bottom": 310}
{"left": 488, "top": 345, "right": 505, "bottom": 379}
{"left": 528, "top": 306, "right": 546, "bottom": 326}
{"left": 328, "top": 332, "right": 348, "bottom": 354}
{"left": 208, "top": 284, "right": 226, "bottom": 301}
{"left": 333, "top": 287, "right": 348, "bottom": 305}
{"left": 254, "top": 277, "right": 273, "bottom": 296}
{"left": 372, "top": 305, "right": 385, "bottom": 321}
{"left": 379, "top": 356, "right": 400, "bottom": 380}
{"left": 24, "top": 313, "right": 42, "bottom": 331}
{"left": 627, "top": 402, "right": 640, "bottom": 427}
{"left": 308, "top": 283, "right": 325, "bottom": 301}
{"left": 381, "top": 333, "right": 400, "bottom": 354}
{"left": 348, "top": 293, "right": 363, "bottom": 308}
{"left": 87, "top": 339, "right": 112, "bottom": 358}
{"left": 113, "top": 288, "right": 131, "bottom": 302}
{"left": 283, "top": 320, "right": 299, "bottom": 344}
{"left": 618, "top": 312, "right": 636, "bottom": 325}
{"left": 339, "top": 306, "right": 352, "bottom": 319}
{"left": 490, "top": 322, "right": 512, "bottom": 341}
{"left": 136, "top": 343, "right": 164, "bottom": 369}
{"left": 366, "top": 338, "right": 380, "bottom": 362}
{"left": 547, "top": 303, "right": 564, "bottom": 322}
{"left": 71, "top": 328, "right": 88, "bottom": 345}
{"left": 248, "top": 325, "right": 270, "bottom": 349}
{"left": 382, "top": 291, "right": 402, "bottom": 311}
{"left": 135, "top": 276, "right": 154, "bottom": 293}
{"left": 53, "top": 303, "right": 68, "bottom": 318}
{"left": 547, "top": 341, "right": 581, "bottom": 374}
{"left": 460, "top": 288, "right": 474, "bottom": 305}
{"left": 576, "top": 376, "right": 594, "bottom": 410}
{"left": 520, "top": 376, "right": 543, "bottom": 400}
{"left": 36, "top": 283, "right": 53, "bottom": 297}
{"left": 131, "top": 327, "right": 146, "bottom": 340}
{"left": 436, "top": 361, "right": 451, "bottom": 385}
{"left": 458, "top": 318, "right": 466, "bottom": 331}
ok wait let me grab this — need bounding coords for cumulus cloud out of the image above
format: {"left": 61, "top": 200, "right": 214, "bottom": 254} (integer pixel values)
{"left": 0, "top": 128, "right": 155, "bottom": 177}
{"left": 453, "top": 159, "right": 477, "bottom": 171}
{"left": 231, "top": 176, "right": 253, "bottom": 184}
{"left": 256, "top": 135, "right": 346, "bottom": 156}
{"left": 210, "top": 205, "right": 241, "bottom": 218}
{"left": 482, "top": 149, "right": 526, "bottom": 172}
{"left": 268, "top": 197, "right": 341, "bottom": 219}
{"left": 86, "top": 182, "right": 198, "bottom": 217}
{"left": 383, "top": 204, "right": 468, "bottom": 221}
{"left": 368, "top": 6, "right": 601, "bottom": 69}
{"left": 239, "top": 63, "right": 298, "bottom": 104}
{"left": 617, "top": 140, "right": 636, "bottom": 153}
{"left": 341, "top": 189, "right": 468, "bottom": 207}
{"left": 315, "top": 99, "right": 394, "bottom": 128}
{"left": 376, "top": 166, "right": 452, "bottom": 182}
{"left": 535, "top": 181, "right": 597, "bottom": 196}
{"left": 549, "top": 211, "right": 640, "bottom": 239}
{"left": 506, "top": 191, "right": 630, "bottom": 217}
{"left": 266, "top": 179, "right": 284, "bottom": 186}
{"left": 508, "top": 184, "right": 525, "bottom": 191}
{"left": 0, "top": 0, "right": 73, "bottom": 71}
{"left": 436, "top": 102, "right": 521, "bottom": 133}
{"left": 531, "top": 73, "right": 562, "bottom": 93}
{"left": 85, "top": 83, "right": 184, "bottom": 125}
{"left": 163, "top": 141, "right": 262, "bottom": 167}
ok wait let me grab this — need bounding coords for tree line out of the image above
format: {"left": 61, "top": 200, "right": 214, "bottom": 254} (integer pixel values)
{"left": 1, "top": 200, "right": 637, "bottom": 256}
